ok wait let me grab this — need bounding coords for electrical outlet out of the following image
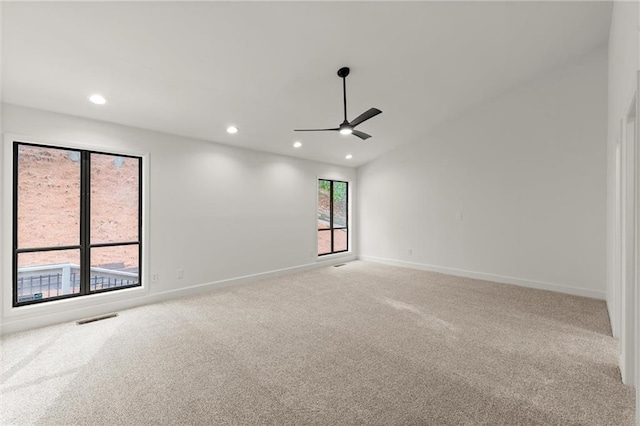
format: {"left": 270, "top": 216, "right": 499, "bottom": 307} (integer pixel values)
{"left": 176, "top": 268, "right": 184, "bottom": 279}
{"left": 151, "top": 273, "right": 159, "bottom": 283}
{"left": 407, "top": 248, "right": 413, "bottom": 256}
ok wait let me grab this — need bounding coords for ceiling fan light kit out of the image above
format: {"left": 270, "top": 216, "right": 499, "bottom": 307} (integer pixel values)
{"left": 294, "top": 67, "right": 382, "bottom": 140}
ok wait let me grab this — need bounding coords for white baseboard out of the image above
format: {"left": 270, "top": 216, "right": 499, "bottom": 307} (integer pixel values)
{"left": 1, "top": 254, "right": 356, "bottom": 335}
{"left": 359, "top": 255, "right": 606, "bottom": 300}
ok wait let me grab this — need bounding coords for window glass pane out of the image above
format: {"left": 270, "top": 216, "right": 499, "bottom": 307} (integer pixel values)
{"left": 333, "top": 181, "right": 347, "bottom": 228}
{"left": 91, "top": 153, "right": 139, "bottom": 244}
{"left": 318, "top": 180, "right": 331, "bottom": 229}
{"left": 17, "top": 145, "right": 80, "bottom": 249}
{"left": 17, "top": 250, "right": 81, "bottom": 303}
{"left": 318, "top": 230, "right": 332, "bottom": 255}
{"left": 90, "top": 245, "right": 139, "bottom": 291}
{"left": 333, "top": 229, "right": 347, "bottom": 252}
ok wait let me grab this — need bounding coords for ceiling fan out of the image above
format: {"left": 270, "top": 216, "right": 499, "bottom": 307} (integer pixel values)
{"left": 294, "top": 67, "right": 382, "bottom": 140}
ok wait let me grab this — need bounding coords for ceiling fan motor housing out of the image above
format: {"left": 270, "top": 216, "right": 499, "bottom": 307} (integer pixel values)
{"left": 337, "top": 67, "right": 350, "bottom": 78}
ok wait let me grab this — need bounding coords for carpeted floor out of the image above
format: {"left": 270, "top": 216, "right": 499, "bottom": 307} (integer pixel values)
{"left": 1, "top": 261, "right": 636, "bottom": 425}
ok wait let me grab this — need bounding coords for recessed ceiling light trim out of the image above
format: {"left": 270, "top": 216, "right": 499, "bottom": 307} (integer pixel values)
{"left": 88, "top": 94, "right": 107, "bottom": 105}
{"left": 345, "top": 154, "right": 353, "bottom": 160}
{"left": 293, "top": 141, "right": 302, "bottom": 148}
{"left": 227, "top": 125, "right": 239, "bottom": 134}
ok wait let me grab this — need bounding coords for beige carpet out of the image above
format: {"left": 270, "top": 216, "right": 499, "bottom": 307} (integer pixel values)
{"left": 1, "top": 261, "right": 635, "bottom": 425}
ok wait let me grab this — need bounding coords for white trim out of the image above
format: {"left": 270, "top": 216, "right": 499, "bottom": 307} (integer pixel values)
{"left": 634, "top": 72, "right": 640, "bottom": 401}
{"left": 5, "top": 132, "right": 145, "bottom": 158}
{"left": 1, "top": 254, "right": 356, "bottom": 335}
{"left": 612, "top": 123, "right": 623, "bottom": 338}
{"left": 317, "top": 251, "right": 354, "bottom": 262}
{"left": 620, "top": 89, "right": 638, "bottom": 386}
{"left": 360, "top": 255, "right": 606, "bottom": 300}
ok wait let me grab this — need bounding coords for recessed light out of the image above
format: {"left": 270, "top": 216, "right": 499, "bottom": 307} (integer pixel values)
{"left": 345, "top": 154, "right": 353, "bottom": 160}
{"left": 227, "top": 126, "right": 238, "bottom": 134}
{"left": 88, "top": 94, "right": 107, "bottom": 105}
{"left": 293, "top": 141, "right": 302, "bottom": 148}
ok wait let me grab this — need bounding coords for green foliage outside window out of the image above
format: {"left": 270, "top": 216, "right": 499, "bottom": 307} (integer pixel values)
{"left": 320, "top": 180, "right": 346, "bottom": 202}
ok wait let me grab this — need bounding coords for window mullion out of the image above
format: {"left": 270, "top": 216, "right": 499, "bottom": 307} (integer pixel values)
{"left": 330, "top": 181, "right": 334, "bottom": 254}
{"left": 80, "top": 151, "right": 90, "bottom": 295}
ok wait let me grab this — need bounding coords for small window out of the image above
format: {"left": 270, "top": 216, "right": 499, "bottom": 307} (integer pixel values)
{"left": 318, "top": 179, "right": 348, "bottom": 256}
{"left": 13, "top": 142, "right": 142, "bottom": 306}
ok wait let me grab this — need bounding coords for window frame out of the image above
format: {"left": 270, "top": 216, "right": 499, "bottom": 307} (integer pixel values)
{"left": 317, "top": 179, "right": 349, "bottom": 256}
{"left": 12, "top": 141, "right": 143, "bottom": 307}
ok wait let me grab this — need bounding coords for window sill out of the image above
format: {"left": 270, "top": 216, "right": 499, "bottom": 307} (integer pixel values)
{"left": 316, "top": 251, "right": 355, "bottom": 263}
{"left": 4, "top": 283, "right": 149, "bottom": 321}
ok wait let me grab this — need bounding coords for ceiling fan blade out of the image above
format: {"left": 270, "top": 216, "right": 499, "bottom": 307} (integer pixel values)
{"left": 352, "top": 130, "right": 372, "bottom": 140}
{"left": 349, "top": 108, "right": 382, "bottom": 128}
{"left": 294, "top": 128, "right": 340, "bottom": 132}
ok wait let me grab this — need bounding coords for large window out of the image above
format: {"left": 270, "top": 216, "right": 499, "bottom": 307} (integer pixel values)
{"left": 13, "top": 142, "right": 142, "bottom": 306}
{"left": 317, "top": 179, "right": 348, "bottom": 256}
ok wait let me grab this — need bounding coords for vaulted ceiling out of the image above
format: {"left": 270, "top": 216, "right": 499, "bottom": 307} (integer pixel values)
{"left": 2, "top": 1, "right": 612, "bottom": 166}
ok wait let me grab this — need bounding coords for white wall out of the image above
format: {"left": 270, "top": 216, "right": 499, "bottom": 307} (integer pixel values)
{"left": 1, "top": 104, "right": 356, "bottom": 334}
{"left": 358, "top": 47, "right": 608, "bottom": 300}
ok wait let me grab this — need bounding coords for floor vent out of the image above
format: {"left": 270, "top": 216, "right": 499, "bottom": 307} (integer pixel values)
{"left": 334, "top": 263, "right": 346, "bottom": 268}
{"left": 76, "top": 313, "right": 118, "bottom": 325}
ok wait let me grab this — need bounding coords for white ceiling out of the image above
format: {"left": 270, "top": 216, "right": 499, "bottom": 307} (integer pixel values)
{"left": 2, "top": 1, "right": 612, "bottom": 167}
